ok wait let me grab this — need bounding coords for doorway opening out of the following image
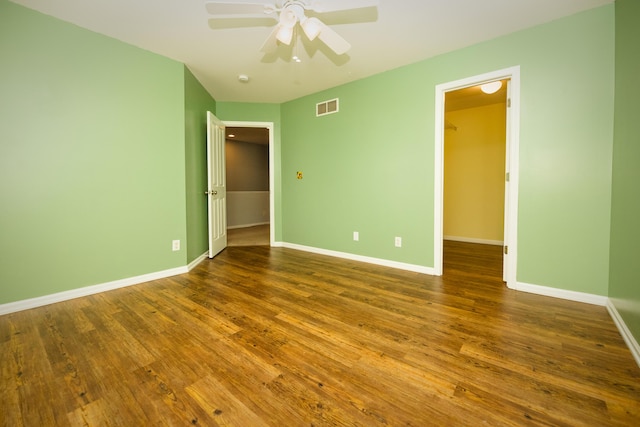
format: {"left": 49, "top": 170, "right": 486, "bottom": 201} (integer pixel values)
{"left": 223, "top": 121, "right": 275, "bottom": 247}
{"left": 434, "top": 67, "right": 520, "bottom": 289}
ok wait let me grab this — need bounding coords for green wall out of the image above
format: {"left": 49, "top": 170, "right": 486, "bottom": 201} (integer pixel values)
{"left": 609, "top": 0, "right": 640, "bottom": 344}
{"left": 216, "top": 102, "right": 282, "bottom": 241}
{"left": 0, "top": 1, "right": 187, "bottom": 303}
{"left": 282, "top": 71, "right": 434, "bottom": 265}
{"left": 184, "top": 67, "right": 216, "bottom": 263}
{"left": 0, "top": 0, "right": 622, "bottom": 314}
{"left": 281, "top": 5, "right": 615, "bottom": 294}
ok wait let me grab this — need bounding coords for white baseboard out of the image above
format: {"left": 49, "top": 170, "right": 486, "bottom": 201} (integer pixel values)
{"left": 512, "top": 281, "right": 608, "bottom": 306}
{"left": 606, "top": 299, "right": 640, "bottom": 368}
{"left": 0, "top": 265, "right": 188, "bottom": 316}
{"left": 280, "top": 242, "right": 435, "bottom": 275}
{"left": 444, "top": 235, "right": 504, "bottom": 246}
{"left": 188, "top": 251, "right": 210, "bottom": 271}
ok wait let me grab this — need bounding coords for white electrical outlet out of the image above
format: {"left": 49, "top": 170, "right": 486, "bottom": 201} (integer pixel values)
{"left": 353, "top": 231, "right": 359, "bottom": 241}
{"left": 172, "top": 240, "right": 180, "bottom": 251}
{"left": 395, "top": 237, "right": 402, "bottom": 247}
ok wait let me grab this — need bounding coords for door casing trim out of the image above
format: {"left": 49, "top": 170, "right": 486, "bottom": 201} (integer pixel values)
{"left": 433, "top": 66, "right": 521, "bottom": 288}
{"left": 223, "top": 121, "right": 275, "bottom": 247}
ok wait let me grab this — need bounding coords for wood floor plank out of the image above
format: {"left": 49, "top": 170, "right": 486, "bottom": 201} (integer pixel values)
{"left": 451, "top": 382, "right": 570, "bottom": 427}
{"left": 1, "top": 316, "right": 25, "bottom": 427}
{"left": 13, "top": 310, "right": 68, "bottom": 426}
{"left": 131, "top": 362, "right": 213, "bottom": 426}
{"left": 186, "top": 374, "right": 269, "bottom": 427}
{"left": 1, "top": 241, "right": 639, "bottom": 426}
{"left": 80, "top": 304, "right": 156, "bottom": 369}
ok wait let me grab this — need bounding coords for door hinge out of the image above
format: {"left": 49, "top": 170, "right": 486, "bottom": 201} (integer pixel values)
{"left": 506, "top": 172, "right": 510, "bottom": 182}
{"left": 504, "top": 245, "right": 509, "bottom": 255}
{"left": 507, "top": 98, "right": 511, "bottom": 108}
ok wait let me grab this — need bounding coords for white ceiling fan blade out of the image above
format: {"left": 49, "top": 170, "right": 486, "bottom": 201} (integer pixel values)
{"left": 208, "top": 17, "right": 277, "bottom": 30}
{"left": 260, "top": 26, "right": 280, "bottom": 53}
{"left": 316, "top": 21, "right": 351, "bottom": 55}
{"left": 205, "top": 2, "right": 276, "bottom": 16}
{"left": 309, "top": 0, "right": 379, "bottom": 13}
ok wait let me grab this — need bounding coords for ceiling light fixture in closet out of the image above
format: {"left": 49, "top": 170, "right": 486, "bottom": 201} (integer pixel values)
{"left": 480, "top": 81, "right": 502, "bottom": 94}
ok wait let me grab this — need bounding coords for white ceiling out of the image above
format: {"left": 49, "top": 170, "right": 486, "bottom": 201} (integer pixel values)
{"left": 10, "top": 0, "right": 613, "bottom": 104}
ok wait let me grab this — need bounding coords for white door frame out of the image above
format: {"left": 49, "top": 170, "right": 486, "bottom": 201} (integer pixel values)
{"left": 224, "top": 120, "right": 275, "bottom": 247}
{"left": 433, "top": 66, "right": 521, "bottom": 289}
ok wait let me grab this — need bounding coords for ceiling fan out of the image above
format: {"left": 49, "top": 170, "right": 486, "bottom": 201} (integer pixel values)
{"left": 205, "top": 0, "right": 379, "bottom": 56}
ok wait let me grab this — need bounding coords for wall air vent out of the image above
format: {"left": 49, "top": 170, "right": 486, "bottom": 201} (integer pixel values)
{"left": 316, "top": 98, "right": 339, "bottom": 117}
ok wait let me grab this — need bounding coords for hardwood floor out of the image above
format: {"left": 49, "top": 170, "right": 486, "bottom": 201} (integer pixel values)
{"left": 1, "top": 242, "right": 639, "bottom": 426}
{"left": 227, "top": 225, "right": 269, "bottom": 247}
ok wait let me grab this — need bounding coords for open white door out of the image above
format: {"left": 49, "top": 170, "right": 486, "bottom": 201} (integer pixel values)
{"left": 502, "top": 80, "right": 512, "bottom": 282}
{"left": 206, "top": 111, "right": 227, "bottom": 258}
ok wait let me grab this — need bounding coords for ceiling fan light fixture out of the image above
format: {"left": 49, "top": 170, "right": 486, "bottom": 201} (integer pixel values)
{"left": 301, "top": 17, "right": 322, "bottom": 41}
{"left": 207, "top": 0, "right": 372, "bottom": 56}
{"left": 276, "top": 25, "right": 294, "bottom": 45}
{"left": 480, "top": 81, "right": 502, "bottom": 94}
{"left": 280, "top": 7, "right": 297, "bottom": 27}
